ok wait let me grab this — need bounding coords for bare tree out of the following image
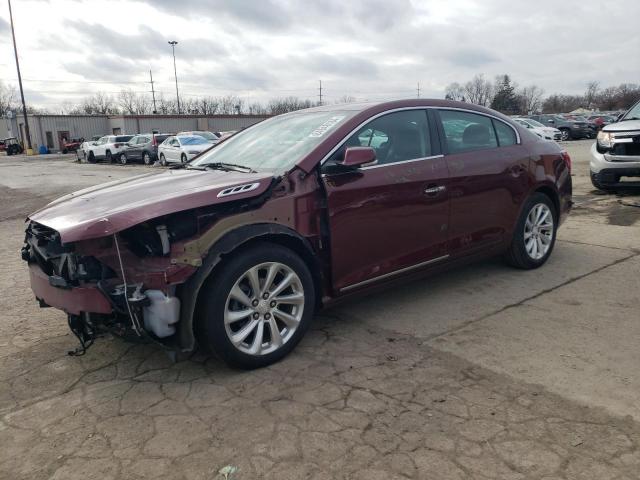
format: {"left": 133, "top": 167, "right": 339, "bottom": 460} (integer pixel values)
{"left": 334, "top": 95, "right": 356, "bottom": 104}
{"left": 463, "top": 74, "right": 494, "bottom": 106}
{"left": 246, "top": 102, "right": 268, "bottom": 115}
{"left": 584, "top": 81, "right": 600, "bottom": 109}
{"left": 217, "top": 95, "right": 244, "bottom": 114}
{"left": 117, "top": 89, "right": 152, "bottom": 115}
{"left": 518, "top": 85, "right": 545, "bottom": 114}
{"left": 444, "top": 82, "right": 465, "bottom": 101}
{"left": 192, "top": 96, "right": 219, "bottom": 115}
{"left": 78, "top": 92, "right": 116, "bottom": 114}
{"left": 0, "top": 81, "right": 17, "bottom": 116}
{"left": 267, "top": 97, "right": 315, "bottom": 115}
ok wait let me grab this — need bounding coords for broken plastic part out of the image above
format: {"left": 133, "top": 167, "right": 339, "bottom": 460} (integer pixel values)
{"left": 142, "top": 290, "right": 181, "bottom": 338}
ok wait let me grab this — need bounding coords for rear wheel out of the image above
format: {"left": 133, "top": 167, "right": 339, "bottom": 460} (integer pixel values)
{"left": 505, "top": 193, "right": 557, "bottom": 269}
{"left": 119, "top": 153, "right": 128, "bottom": 165}
{"left": 196, "top": 243, "right": 315, "bottom": 369}
{"left": 143, "top": 152, "right": 152, "bottom": 165}
{"left": 181, "top": 153, "right": 187, "bottom": 163}
{"left": 106, "top": 150, "right": 112, "bottom": 163}
{"left": 159, "top": 153, "right": 167, "bottom": 166}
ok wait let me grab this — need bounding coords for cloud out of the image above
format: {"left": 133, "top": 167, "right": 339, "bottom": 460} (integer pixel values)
{"left": 448, "top": 49, "right": 498, "bottom": 68}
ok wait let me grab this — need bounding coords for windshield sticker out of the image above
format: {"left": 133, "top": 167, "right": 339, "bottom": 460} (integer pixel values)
{"left": 309, "top": 116, "right": 346, "bottom": 138}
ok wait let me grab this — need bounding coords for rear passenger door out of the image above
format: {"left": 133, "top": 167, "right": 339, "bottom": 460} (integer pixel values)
{"left": 435, "top": 109, "right": 529, "bottom": 257}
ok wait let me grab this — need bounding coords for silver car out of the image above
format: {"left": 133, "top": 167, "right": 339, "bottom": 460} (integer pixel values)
{"left": 590, "top": 99, "right": 640, "bottom": 190}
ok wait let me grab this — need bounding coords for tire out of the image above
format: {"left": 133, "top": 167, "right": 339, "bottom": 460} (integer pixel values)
{"left": 143, "top": 152, "right": 152, "bottom": 165}
{"left": 62, "top": 148, "right": 68, "bottom": 154}
{"left": 181, "top": 153, "right": 187, "bottom": 163}
{"left": 119, "top": 153, "right": 128, "bottom": 165}
{"left": 105, "top": 150, "right": 112, "bottom": 163}
{"left": 159, "top": 153, "right": 167, "bottom": 166}
{"left": 87, "top": 152, "right": 96, "bottom": 163}
{"left": 504, "top": 193, "right": 558, "bottom": 270}
{"left": 559, "top": 128, "right": 571, "bottom": 141}
{"left": 590, "top": 171, "right": 616, "bottom": 192}
{"left": 195, "top": 242, "right": 316, "bottom": 369}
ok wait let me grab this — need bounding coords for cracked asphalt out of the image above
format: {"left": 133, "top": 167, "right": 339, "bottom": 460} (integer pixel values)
{"left": 1, "top": 142, "right": 639, "bottom": 479}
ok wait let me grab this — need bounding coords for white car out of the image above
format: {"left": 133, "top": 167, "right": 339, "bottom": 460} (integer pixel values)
{"left": 86, "top": 135, "right": 133, "bottom": 163}
{"left": 157, "top": 135, "right": 212, "bottom": 165}
{"left": 514, "top": 118, "right": 562, "bottom": 141}
{"left": 177, "top": 131, "right": 220, "bottom": 143}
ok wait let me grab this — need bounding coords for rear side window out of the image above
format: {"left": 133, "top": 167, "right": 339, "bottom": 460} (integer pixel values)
{"left": 439, "top": 110, "right": 498, "bottom": 153}
{"left": 492, "top": 119, "right": 517, "bottom": 146}
{"left": 116, "top": 135, "right": 133, "bottom": 142}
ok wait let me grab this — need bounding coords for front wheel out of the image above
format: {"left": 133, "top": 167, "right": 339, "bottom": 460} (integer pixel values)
{"left": 505, "top": 193, "right": 557, "bottom": 269}
{"left": 180, "top": 153, "right": 187, "bottom": 163}
{"left": 105, "top": 150, "right": 112, "bottom": 163}
{"left": 119, "top": 153, "right": 127, "bottom": 165}
{"left": 159, "top": 153, "right": 167, "bottom": 166}
{"left": 559, "top": 129, "right": 571, "bottom": 141}
{"left": 195, "top": 243, "right": 315, "bottom": 369}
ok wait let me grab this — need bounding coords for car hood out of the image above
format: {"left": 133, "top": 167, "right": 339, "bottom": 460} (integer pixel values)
{"left": 183, "top": 143, "right": 211, "bottom": 151}
{"left": 603, "top": 120, "right": 640, "bottom": 132}
{"left": 29, "top": 168, "right": 275, "bottom": 243}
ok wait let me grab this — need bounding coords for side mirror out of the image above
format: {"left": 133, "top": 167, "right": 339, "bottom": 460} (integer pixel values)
{"left": 547, "top": 119, "right": 555, "bottom": 124}
{"left": 342, "top": 147, "right": 377, "bottom": 167}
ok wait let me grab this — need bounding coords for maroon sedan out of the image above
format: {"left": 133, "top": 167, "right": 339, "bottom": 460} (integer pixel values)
{"left": 22, "top": 100, "right": 572, "bottom": 368}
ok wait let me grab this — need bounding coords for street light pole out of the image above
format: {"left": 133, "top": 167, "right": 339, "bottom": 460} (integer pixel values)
{"left": 168, "top": 41, "right": 180, "bottom": 114}
{"left": 8, "top": 0, "right": 32, "bottom": 152}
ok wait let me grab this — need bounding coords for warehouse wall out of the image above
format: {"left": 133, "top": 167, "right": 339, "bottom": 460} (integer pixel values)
{"left": 5, "top": 114, "right": 271, "bottom": 152}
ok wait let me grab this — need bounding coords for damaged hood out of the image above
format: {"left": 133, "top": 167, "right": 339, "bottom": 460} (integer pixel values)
{"left": 29, "top": 168, "right": 275, "bottom": 243}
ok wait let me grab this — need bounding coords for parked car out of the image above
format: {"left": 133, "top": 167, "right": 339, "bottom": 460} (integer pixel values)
{"left": 587, "top": 114, "right": 616, "bottom": 130}
{"left": 513, "top": 118, "right": 562, "bottom": 141}
{"left": 177, "top": 131, "right": 220, "bottom": 143}
{"left": 77, "top": 136, "right": 102, "bottom": 161}
{"left": 590, "top": 98, "right": 640, "bottom": 190}
{"left": 118, "top": 133, "right": 172, "bottom": 165}
{"left": 22, "top": 99, "right": 572, "bottom": 368}
{"left": 528, "top": 114, "right": 591, "bottom": 141}
{"left": 0, "top": 137, "right": 23, "bottom": 155}
{"left": 157, "top": 135, "right": 212, "bottom": 165}
{"left": 86, "top": 135, "right": 134, "bottom": 163}
{"left": 62, "top": 138, "right": 83, "bottom": 154}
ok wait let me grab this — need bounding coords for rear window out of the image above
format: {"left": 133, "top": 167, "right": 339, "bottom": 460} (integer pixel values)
{"left": 439, "top": 110, "right": 498, "bottom": 153}
{"left": 116, "top": 135, "right": 133, "bottom": 142}
{"left": 154, "top": 134, "right": 171, "bottom": 143}
{"left": 492, "top": 119, "right": 517, "bottom": 146}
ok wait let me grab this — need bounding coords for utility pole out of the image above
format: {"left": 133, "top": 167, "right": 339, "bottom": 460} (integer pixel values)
{"left": 8, "top": 0, "right": 32, "bottom": 152}
{"left": 417, "top": 82, "right": 421, "bottom": 99}
{"left": 149, "top": 69, "right": 157, "bottom": 114}
{"left": 318, "top": 80, "right": 323, "bottom": 106}
{"left": 168, "top": 41, "right": 180, "bottom": 114}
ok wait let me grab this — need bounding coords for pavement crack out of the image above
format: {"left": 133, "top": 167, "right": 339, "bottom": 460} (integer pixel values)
{"left": 426, "top": 251, "right": 640, "bottom": 343}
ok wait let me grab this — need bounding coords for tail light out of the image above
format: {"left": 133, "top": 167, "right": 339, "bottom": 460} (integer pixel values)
{"left": 114, "top": 143, "right": 123, "bottom": 148}
{"left": 151, "top": 136, "right": 158, "bottom": 147}
{"left": 561, "top": 150, "right": 571, "bottom": 173}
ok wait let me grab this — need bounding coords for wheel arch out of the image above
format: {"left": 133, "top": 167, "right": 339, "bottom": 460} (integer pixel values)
{"left": 176, "top": 222, "right": 323, "bottom": 352}
{"left": 533, "top": 184, "right": 560, "bottom": 218}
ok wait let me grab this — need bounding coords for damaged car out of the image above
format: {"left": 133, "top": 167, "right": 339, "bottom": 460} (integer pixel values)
{"left": 22, "top": 99, "right": 572, "bottom": 368}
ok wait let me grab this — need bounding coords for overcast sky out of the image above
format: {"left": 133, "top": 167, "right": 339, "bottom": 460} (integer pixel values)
{"left": 1, "top": 0, "right": 639, "bottom": 110}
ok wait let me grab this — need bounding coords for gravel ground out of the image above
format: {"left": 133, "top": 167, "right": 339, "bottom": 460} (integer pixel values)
{"left": 0, "top": 144, "right": 639, "bottom": 479}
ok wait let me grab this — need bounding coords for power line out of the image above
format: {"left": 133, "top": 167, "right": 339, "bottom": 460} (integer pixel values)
{"left": 149, "top": 69, "right": 157, "bottom": 113}
{"left": 417, "top": 82, "right": 421, "bottom": 98}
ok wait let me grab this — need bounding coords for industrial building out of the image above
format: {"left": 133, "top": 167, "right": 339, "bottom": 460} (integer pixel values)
{"left": 1, "top": 113, "right": 271, "bottom": 152}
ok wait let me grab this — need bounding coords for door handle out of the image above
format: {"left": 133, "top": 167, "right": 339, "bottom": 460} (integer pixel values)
{"left": 424, "top": 185, "right": 446, "bottom": 196}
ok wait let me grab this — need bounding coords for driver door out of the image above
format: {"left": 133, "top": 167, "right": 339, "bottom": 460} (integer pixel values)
{"left": 321, "top": 109, "right": 450, "bottom": 293}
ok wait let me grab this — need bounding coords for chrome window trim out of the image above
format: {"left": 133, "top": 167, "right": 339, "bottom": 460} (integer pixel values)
{"left": 360, "top": 154, "right": 444, "bottom": 170}
{"left": 340, "top": 254, "right": 450, "bottom": 293}
{"left": 319, "top": 106, "right": 520, "bottom": 169}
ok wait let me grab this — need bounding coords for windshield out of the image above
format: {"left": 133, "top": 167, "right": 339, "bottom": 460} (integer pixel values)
{"left": 621, "top": 100, "right": 640, "bottom": 120}
{"left": 526, "top": 119, "right": 545, "bottom": 128}
{"left": 179, "top": 136, "right": 209, "bottom": 145}
{"left": 191, "top": 110, "right": 358, "bottom": 172}
{"left": 193, "top": 131, "right": 218, "bottom": 141}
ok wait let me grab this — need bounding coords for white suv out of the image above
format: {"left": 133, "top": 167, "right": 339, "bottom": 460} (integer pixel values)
{"left": 86, "top": 135, "right": 133, "bottom": 163}
{"left": 591, "top": 99, "right": 640, "bottom": 191}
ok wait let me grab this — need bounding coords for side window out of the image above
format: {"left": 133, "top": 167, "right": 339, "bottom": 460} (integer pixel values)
{"left": 492, "top": 119, "right": 517, "bottom": 146}
{"left": 329, "top": 110, "right": 430, "bottom": 166}
{"left": 439, "top": 110, "right": 498, "bottom": 153}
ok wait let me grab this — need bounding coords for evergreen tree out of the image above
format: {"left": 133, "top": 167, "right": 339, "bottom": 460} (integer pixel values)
{"left": 490, "top": 75, "right": 520, "bottom": 114}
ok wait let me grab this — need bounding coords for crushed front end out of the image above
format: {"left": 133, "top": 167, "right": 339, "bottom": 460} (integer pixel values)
{"left": 22, "top": 220, "right": 197, "bottom": 355}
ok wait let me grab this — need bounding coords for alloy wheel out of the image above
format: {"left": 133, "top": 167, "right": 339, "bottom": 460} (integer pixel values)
{"left": 119, "top": 153, "right": 127, "bottom": 165}
{"left": 224, "top": 262, "right": 305, "bottom": 356}
{"left": 560, "top": 129, "right": 570, "bottom": 141}
{"left": 143, "top": 152, "right": 151, "bottom": 165}
{"left": 524, "top": 203, "right": 554, "bottom": 260}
